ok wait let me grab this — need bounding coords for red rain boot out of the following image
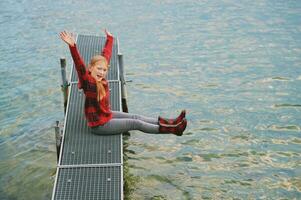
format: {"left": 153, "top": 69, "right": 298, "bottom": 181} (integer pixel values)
{"left": 159, "top": 119, "right": 187, "bottom": 136}
{"left": 158, "top": 110, "right": 186, "bottom": 125}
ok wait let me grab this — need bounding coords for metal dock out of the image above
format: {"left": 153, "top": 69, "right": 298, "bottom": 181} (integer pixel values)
{"left": 52, "top": 34, "right": 124, "bottom": 200}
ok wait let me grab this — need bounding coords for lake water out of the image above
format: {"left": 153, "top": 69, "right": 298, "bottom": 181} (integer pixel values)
{"left": 0, "top": 0, "right": 301, "bottom": 199}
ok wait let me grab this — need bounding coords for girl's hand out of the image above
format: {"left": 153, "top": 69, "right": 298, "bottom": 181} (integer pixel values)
{"left": 59, "top": 31, "right": 75, "bottom": 47}
{"left": 104, "top": 29, "right": 113, "bottom": 37}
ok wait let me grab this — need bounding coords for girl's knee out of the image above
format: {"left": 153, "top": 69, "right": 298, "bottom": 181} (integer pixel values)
{"left": 133, "top": 114, "right": 143, "bottom": 120}
{"left": 135, "top": 120, "right": 146, "bottom": 130}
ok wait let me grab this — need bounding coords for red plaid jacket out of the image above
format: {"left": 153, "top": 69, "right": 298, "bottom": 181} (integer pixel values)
{"left": 69, "top": 34, "right": 113, "bottom": 127}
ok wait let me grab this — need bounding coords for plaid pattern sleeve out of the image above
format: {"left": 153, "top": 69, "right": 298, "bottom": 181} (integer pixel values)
{"left": 101, "top": 34, "right": 114, "bottom": 64}
{"left": 67, "top": 41, "right": 114, "bottom": 127}
{"left": 69, "top": 44, "right": 88, "bottom": 90}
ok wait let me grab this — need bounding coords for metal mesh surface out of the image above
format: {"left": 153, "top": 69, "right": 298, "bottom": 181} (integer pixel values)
{"left": 53, "top": 34, "right": 123, "bottom": 200}
{"left": 54, "top": 166, "right": 121, "bottom": 200}
{"left": 60, "top": 83, "right": 121, "bottom": 165}
{"left": 71, "top": 35, "right": 119, "bottom": 82}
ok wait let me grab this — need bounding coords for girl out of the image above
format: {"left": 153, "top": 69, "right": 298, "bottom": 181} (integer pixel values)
{"left": 59, "top": 30, "right": 187, "bottom": 136}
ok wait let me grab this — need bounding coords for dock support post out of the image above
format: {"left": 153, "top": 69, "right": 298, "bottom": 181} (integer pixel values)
{"left": 54, "top": 120, "right": 61, "bottom": 161}
{"left": 118, "top": 54, "right": 128, "bottom": 113}
{"left": 60, "top": 58, "right": 69, "bottom": 114}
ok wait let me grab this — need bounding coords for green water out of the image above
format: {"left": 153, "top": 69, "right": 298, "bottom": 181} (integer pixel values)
{"left": 0, "top": 0, "right": 301, "bottom": 199}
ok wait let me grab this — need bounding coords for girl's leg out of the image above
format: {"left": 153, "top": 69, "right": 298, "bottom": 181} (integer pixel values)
{"left": 112, "top": 111, "right": 158, "bottom": 125}
{"left": 91, "top": 118, "right": 159, "bottom": 135}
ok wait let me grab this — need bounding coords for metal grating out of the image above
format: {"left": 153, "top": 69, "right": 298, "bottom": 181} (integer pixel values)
{"left": 52, "top": 34, "right": 123, "bottom": 200}
{"left": 71, "top": 35, "right": 119, "bottom": 82}
{"left": 108, "top": 81, "right": 121, "bottom": 113}
{"left": 54, "top": 166, "right": 121, "bottom": 200}
{"left": 60, "top": 83, "right": 122, "bottom": 165}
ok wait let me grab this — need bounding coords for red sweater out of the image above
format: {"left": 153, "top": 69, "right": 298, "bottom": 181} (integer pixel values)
{"left": 69, "top": 34, "right": 114, "bottom": 127}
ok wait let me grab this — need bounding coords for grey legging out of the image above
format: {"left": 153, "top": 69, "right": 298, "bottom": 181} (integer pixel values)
{"left": 91, "top": 111, "right": 160, "bottom": 135}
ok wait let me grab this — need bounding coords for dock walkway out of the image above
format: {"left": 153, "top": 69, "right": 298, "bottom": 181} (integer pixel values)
{"left": 52, "top": 34, "right": 124, "bottom": 200}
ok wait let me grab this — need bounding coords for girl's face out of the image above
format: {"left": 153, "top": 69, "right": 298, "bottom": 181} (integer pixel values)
{"left": 90, "top": 61, "right": 108, "bottom": 82}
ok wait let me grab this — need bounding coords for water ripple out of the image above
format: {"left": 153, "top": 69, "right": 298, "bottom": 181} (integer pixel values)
{"left": 1, "top": 0, "right": 301, "bottom": 199}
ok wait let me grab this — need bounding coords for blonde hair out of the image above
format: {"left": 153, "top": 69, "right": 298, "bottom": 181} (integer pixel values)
{"left": 88, "top": 55, "right": 109, "bottom": 101}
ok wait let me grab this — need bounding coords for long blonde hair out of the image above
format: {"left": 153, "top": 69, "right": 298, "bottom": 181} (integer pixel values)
{"left": 88, "top": 55, "right": 109, "bottom": 101}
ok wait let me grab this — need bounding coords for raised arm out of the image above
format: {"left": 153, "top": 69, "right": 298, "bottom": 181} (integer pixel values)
{"left": 60, "top": 31, "right": 87, "bottom": 89}
{"left": 102, "top": 29, "right": 114, "bottom": 65}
